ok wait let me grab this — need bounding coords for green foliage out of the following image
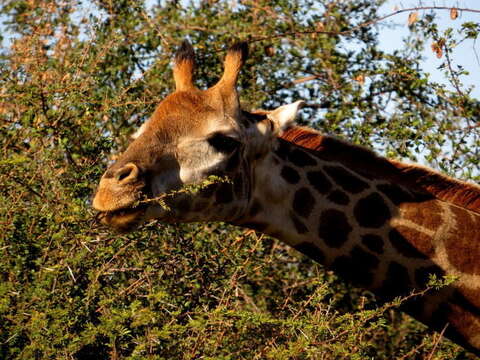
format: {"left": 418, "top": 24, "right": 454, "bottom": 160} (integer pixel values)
{"left": 0, "top": 0, "right": 479, "bottom": 358}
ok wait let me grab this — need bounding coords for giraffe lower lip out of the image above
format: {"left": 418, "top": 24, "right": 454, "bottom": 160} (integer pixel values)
{"left": 108, "top": 207, "right": 140, "bottom": 216}
{"left": 97, "top": 204, "right": 147, "bottom": 230}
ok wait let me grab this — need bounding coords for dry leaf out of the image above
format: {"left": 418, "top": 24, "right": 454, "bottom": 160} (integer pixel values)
{"left": 408, "top": 11, "right": 418, "bottom": 26}
{"left": 264, "top": 45, "right": 275, "bottom": 57}
{"left": 431, "top": 42, "right": 442, "bottom": 58}
{"left": 431, "top": 39, "right": 445, "bottom": 59}
{"left": 450, "top": 8, "right": 458, "bottom": 20}
{"left": 354, "top": 74, "right": 365, "bottom": 85}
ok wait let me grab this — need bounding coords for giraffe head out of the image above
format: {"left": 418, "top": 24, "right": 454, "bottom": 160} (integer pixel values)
{"left": 93, "top": 41, "right": 303, "bottom": 230}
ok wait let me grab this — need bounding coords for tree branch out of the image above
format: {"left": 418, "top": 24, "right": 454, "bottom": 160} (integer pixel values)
{"left": 248, "top": 6, "right": 480, "bottom": 43}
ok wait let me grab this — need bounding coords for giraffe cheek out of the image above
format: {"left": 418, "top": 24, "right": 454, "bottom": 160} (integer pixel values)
{"left": 151, "top": 170, "right": 182, "bottom": 197}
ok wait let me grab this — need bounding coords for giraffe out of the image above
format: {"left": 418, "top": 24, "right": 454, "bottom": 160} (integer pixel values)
{"left": 93, "top": 41, "right": 480, "bottom": 355}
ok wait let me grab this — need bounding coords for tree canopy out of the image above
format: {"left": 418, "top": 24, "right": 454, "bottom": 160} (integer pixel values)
{"left": 1, "top": 0, "right": 479, "bottom": 358}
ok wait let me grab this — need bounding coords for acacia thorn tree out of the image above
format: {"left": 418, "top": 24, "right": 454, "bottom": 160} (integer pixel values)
{"left": 1, "top": 0, "right": 479, "bottom": 359}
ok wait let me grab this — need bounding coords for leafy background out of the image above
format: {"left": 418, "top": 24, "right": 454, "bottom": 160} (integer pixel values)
{"left": 1, "top": 0, "right": 479, "bottom": 358}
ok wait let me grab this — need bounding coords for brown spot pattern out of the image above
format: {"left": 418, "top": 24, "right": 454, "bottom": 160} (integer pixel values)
{"left": 289, "top": 149, "right": 317, "bottom": 167}
{"left": 430, "top": 301, "right": 478, "bottom": 352}
{"left": 281, "top": 166, "right": 300, "bottom": 184}
{"left": 280, "top": 126, "right": 480, "bottom": 215}
{"left": 324, "top": 165, "right": 369, "bottom": 194}
{"left": 348, "top": 245, "right": 380, "bottom": 286}
{"left": 389, "top": 227, "right": 432, "bottom": 259}
{"left": 354, "top": 192, "right": 390, "bottom": 228}
{"left": 377, "top": 183, "right": 412, "bottom": 205}
{"left": 318, "top": 209, "right": 352, "bottom": 248}
{"left": 330, "top": 256, "right": 352, "bottom": 280}
{"left": 379, "top": 261, "right": 411, "bottom": 299}
{"left": 293, "top": 187, "right": 315, "bottom": 218}
{"left": 399, "top": 199, "right": 443, "bottom": 231}
{"left": 330, "top": 246, "right": 378, "bottom": 287}
{"left": 456, "top": 286, "right": 480, "bottom": 311}
{"left": 389, "top": 226, "right": 435, "bottom": 258}
{"left": 445, "top": 205, "right": 480, "bottom": 275}
{"left": 327, "top": 190, "right": 350, "bottom": 205}
{"left": 361, "top": 234, "right": 384, "bottom": 254}
{"left": 294, "top": 242, "right": 325, "bottom": 264}
{"left": 274, "top": 140, "right": 290, "bottom": 160}
{"left": 291, "top": 214, "right": 309, "bottom": 234}
{"left": 306, "top": 170, "right": 332, "bottom": 194}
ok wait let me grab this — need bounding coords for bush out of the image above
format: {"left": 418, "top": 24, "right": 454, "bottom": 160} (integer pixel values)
{"left": 1, "top": 0, "right": 478, "bottom": 358}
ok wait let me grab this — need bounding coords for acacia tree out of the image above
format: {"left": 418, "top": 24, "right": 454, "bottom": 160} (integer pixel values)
{"left": 1, "top": 0, "right": 479, "bottom": 359}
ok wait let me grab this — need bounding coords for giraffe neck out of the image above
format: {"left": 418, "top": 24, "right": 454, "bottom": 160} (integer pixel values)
{"left": 233, "top": 134, "right": 480, "bottom": 354}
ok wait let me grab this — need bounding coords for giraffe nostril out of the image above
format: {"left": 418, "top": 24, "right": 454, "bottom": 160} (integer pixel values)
{"left": 115, "top": 163, "right": 139, "bottom": 184}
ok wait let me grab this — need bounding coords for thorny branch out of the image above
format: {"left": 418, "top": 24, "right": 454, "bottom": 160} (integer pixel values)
{"left": 247, "top": 6, "right": 480, "bottom": 43}
{"left": 242, "top": 5, "right": 480, "bottom": 93}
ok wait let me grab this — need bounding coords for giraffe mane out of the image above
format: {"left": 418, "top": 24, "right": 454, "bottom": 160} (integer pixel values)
{"left": 280, "top": 126, "right": 480, "bottom": 214}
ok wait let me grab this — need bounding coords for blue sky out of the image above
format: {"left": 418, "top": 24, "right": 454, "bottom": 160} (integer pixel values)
{"left": 379, "top": 0, "right": 480, "bottom": 99}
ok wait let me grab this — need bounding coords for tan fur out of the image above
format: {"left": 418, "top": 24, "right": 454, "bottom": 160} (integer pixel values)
{"left": 280, "top": 126, "right": 480, "bottom": 214}
{"left": 216, "top": 43, "right": 248, "bottom": 88}
{"left": 147, "top": 90, "right": 213, "bottom": 136}
{"left": 173, "top": 41, "right": 196, "bottom": 91}
{"left": 173, "top": 58, "right": 195, "bottom": 91}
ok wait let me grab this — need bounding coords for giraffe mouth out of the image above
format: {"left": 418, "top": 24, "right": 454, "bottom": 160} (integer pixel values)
{"left": 96, "top": 203, "right": 147, "bottom": 231}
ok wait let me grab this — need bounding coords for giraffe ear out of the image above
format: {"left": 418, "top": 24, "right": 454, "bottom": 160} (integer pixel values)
{"left": 267, "top": 100, "right": 304, "bottom": 133}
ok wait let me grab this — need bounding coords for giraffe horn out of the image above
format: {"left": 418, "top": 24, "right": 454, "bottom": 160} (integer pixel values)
{"left": 173, "top": 40, "right": 196, "bottom": 91}
{"left": 208, "top": 42, "right": 248, "bottom": 115}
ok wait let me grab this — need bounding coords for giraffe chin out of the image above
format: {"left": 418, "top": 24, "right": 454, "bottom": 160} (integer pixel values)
{"left": 97, "top": 205, "right": 146, "bottom": 232}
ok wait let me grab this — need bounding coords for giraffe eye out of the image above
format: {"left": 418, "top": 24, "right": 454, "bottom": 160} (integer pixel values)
{"left": 208, "top": 133, "right": 240, "bottom": 153}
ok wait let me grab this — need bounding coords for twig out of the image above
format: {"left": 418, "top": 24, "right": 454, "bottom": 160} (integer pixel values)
{"left": 282, "top": 74, "right": 326, "bottom": 87}
{"left": 426, "top": 323, "right": 449, "bottom": 360}
{"left": 137, "top": 175, "right": 231, "bottom": 209}
{"left": 246, "top": 6, "right": 480, "bottom": 44}
{"left": 397, "top": 338, "right": 427, "bottom": 360}
{"left": 442, "top": 40, "right": 465, "bottom": 97}
{"left": 473, "top": 39, "right": 480, "bottom": 67}
{"left": 6, "top": 175, "right": 42, "bottom": 198}
{"left": 66, "top": 265, "right": 76, "bottom": 282}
